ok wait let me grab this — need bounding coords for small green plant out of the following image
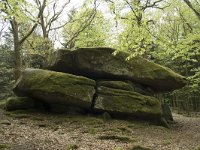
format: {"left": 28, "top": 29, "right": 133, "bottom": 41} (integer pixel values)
{"left": 129, "top": 145, "right": 152, "bottom": 150}
{"left": 65, "top": 144, "right": 79, "bottom": 150}
{"left": 87, "top": 128, "right": 98, "bottom": 135}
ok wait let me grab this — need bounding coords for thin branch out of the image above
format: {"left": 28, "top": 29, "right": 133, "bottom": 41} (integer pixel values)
{"left": 46, "top": 0, "right": 70, "bottom": 30}
{"left": 124, "top": 0, "right": 138, "bottom": 19}
{"left": 20, "top": 0, "right": 47, "bottom": 44}
{"left": 64, "top": 0, "right": 97, "bottom": 47}
{"left": 143, "top": 0, "right": 163, "bottom": 9}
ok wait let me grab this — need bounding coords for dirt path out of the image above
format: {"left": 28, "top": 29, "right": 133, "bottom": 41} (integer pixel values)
{"left": 0, "top": 109, "right": 199, "bottom": 150}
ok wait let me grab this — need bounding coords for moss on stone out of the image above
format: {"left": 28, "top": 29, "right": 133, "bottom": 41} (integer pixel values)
{"left": 95, "top": 86, "right": 161, "bottom": 118}
{"left": 13, "top": 69, "right": 96, "bottom": 109}
{"left": 97, "top": 80, "right": 133, "bottom": 91}
{"left": 5, "top": 97, "right": 35, "bottom": 111}
{"left": 48, "top": 47, "right": 186, "bottom": 91}
{"left": 0, "top": 100, "right": 6, "bottom": 109}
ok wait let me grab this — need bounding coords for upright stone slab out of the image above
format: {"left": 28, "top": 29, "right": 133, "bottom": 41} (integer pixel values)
{"left": 47, "top": 47, "right": 187, "bottom": 92}
{"left": 13, "top": 69, "right": 96, "bottom": 109}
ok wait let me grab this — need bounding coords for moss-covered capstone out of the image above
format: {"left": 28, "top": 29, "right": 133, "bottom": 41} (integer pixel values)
{"left": 13, "top": 69, "right": 96, "bottom": 109}
{"left": 94, "top": 86, "right": 162, "bottom": 120}
{"left": 47, "top": 47, "right": 186, "bottom": 92}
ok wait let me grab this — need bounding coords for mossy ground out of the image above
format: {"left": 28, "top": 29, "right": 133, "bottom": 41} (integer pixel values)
{"left": 0, "top": 108, "right": 199, "bottom": 150}
{"left": 129, "top": 145, "right": 152, "bottom": 150}
{"left": 0, "top": 143, "right": 11, "bottom": 149}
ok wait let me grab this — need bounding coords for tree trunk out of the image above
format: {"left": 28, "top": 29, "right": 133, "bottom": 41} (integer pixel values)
{"left": 10, "top": 19, "right": 22, "bottom": 80}
{"left": 14, "top": 42, "right": 22, "bottom": 80}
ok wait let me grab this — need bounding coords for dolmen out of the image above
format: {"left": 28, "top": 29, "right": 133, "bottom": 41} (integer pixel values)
{"left": 8, "top": 48, "right": 187, "bottom": 126}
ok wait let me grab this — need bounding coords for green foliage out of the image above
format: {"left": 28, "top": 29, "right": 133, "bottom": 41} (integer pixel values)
{"left": 153, "top": 0, "right": 200, "bottom": 92}
{"left": 0, "top": 0, "right": 35, "bottom": 24}
{"left": 63, "top": 7, "right": 111, "bottom": 48}
{"left": 0, "top": 38, "right": 15, "bottom": 99}
{"left": 22, "top": 32, "right": 53, "bottom": 68}
{"left": 118, "top": 16, "right": 154, "bottom": 60}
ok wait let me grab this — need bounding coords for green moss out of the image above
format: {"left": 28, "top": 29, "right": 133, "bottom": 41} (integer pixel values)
{"left": 0, "top": 100, "right": 6, "bottom": 109}
{"left": 195, "top": 145, "right": 200, "bottom": 150}
{"left": 117, "top": 126, "right": 132, "bottom": 133}
{"left": 86, "top": 127, "right": 98, "bottom": 134}
{"left": 65, "top": 144, "right": 79, "bottom": 150}
{"left": 113, "top": 148, "right": 123, "bottom": 150}
{"left": 13, "top": 69, "right": 96, "bottom": 108}
{"left": 98, "top": 135, "right": 134, "bottom": 143}
{"left": 5, "top": 97, "right": 35, "bottom": 111}
{"left": 129, "top": 145, "right": 152, "bottom": 150}
{"left": 76, "top": 47, "right": 186, "bottom": 91}
{"left": 95, "top": 86, "right": 161, "bottom": 117}
{"left": 97, "top": 80, "right": 133, "bottom": 91}
{"left": 0, "top": 143, "right": 11, "bottom": 149}
{"left": 20, "top": 69, "right": 95, "bottom": 90}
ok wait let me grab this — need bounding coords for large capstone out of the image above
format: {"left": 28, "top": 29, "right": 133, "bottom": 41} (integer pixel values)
{"left": 94, "top": 86, "right": 162, "bottom": 120}
{"left": 47, "top": 47, "right": 186, "bottom": 92}
{"left": 13, "top": 69, "right": 96, "bottom": 109}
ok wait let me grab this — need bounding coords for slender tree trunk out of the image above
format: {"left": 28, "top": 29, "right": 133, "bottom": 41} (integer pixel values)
{"left": 10, "top": 19, "right": 22, "bottom": 80}
{"left": 14, "top": 42, "right": 22, "bottom": 80}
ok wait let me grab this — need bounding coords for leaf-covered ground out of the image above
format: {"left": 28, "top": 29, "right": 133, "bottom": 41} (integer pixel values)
{"left": 0, "top": 108, "right": 199, "bottom": 150}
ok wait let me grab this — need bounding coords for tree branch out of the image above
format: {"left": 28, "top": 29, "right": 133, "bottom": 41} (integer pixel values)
{"left": 20, "top": 0, "right": 47, "bottom": 44}
{"left": 183, "top": 0, "right": 200, "bottom": 21}
{"left": 64, "top": 0, "right": 97, "bottom": 47}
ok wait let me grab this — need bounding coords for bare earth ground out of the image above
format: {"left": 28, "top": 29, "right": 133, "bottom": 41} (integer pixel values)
{"left": 0, "top": 108, "right": 199, "bottom": 150}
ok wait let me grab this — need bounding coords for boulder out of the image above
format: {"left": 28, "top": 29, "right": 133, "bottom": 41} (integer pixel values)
{"left": 47, "top": 47, "right": 186, "bottom": 92}
{"left": 94, "top": 86, "right": 162, "bottom": 120}
{"left": 13, "top": 69, "right": 96, "bottom": 109}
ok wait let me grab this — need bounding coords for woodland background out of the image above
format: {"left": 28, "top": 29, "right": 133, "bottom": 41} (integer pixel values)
{"left": 0, "top": 0, "right": 199, "bottom": 113}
